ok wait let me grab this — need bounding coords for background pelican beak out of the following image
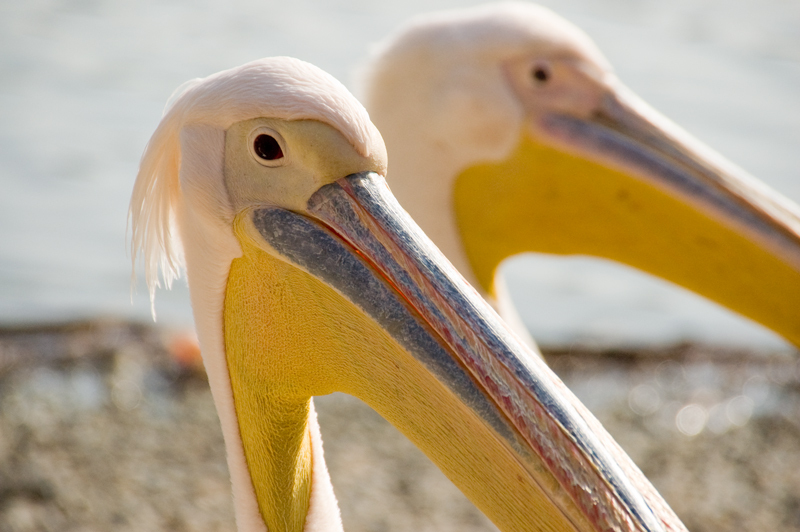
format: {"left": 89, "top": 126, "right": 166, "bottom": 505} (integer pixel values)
{"left": 545, "top": 83, "right": 800, "bottom": 269}
{"left": 454, "top": 83, "right": 800, "bottom": 346}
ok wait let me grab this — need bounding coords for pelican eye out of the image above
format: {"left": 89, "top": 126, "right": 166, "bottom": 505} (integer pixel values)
{"left": 532, "top": 66, "right": 550, "bottom": 83}
{"left": 531, "top": 61, "right": 553, "bottom": 85}
{"left": 254, "top": 134, "right": 284, "bottom": 161}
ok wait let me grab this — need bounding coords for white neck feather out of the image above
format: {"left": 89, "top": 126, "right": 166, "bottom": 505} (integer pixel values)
{"left": 177, "top": 125, "right": 343, "bottom": 532}
{"left": 363, "top": 59, "right": 521, "bottom": 294}
{"left": 177, "top": 124, "right": 265, "bottom": 532}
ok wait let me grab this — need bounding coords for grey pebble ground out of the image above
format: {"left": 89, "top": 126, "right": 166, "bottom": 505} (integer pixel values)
{"left": 0, "top": 322, "right": 799, "bottom": 532}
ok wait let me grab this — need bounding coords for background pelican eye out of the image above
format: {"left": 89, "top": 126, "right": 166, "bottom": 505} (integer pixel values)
{"left": 532, "top": 65, "right": 550, "bottom": 83}
{"left": 253, "top": 134, "right": 284, "bottom": 161}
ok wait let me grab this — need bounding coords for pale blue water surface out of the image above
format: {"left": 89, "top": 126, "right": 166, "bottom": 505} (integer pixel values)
{"left": 0, "top": 0, "right": 798, "bottom": 348}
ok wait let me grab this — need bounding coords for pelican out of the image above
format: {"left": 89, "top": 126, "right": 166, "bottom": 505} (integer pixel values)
{"left": 361, "top": 2, "right": 800, "bottom": 349}
{"left": 130, "top": 57, "right": 687, "bottom": 532}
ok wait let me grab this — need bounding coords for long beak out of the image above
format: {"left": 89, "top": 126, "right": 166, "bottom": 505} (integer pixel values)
{"left": 542, "top": 84, "right": 800, "bottom": 270}
{"left": 248, "top": 172, "right": 680, "bottom": 532}
{"left": 455, "top": 84, "right": 800, "bottom": 346}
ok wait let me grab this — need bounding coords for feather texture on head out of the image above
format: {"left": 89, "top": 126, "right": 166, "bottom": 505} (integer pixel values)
{"left": 129, "top": 56, "right": 384, "bottom": 314}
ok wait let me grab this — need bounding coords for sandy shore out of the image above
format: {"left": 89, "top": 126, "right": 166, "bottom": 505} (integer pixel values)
{"left": 0, "top": 321, "right": 798, "bottom": 532}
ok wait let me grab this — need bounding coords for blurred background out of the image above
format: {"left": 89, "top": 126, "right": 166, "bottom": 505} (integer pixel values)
{"left": 2, "top": 0, "right": 799, "bottom": 347}
{"left": 0, "top": 0, "right": 799, "bottom": 531}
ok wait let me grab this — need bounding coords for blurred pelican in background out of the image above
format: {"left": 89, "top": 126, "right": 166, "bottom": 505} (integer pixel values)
{"left": 361, "top": 2, "right": 800, "bottom": 351}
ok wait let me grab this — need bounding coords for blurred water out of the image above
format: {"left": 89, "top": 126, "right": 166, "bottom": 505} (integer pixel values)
{"left": 0, "top": 0, "right": 798, "bottom": 348}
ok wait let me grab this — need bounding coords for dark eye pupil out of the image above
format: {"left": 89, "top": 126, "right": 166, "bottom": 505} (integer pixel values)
{"left": 254, "top": 134, "right": 283, "bottom": 160}
{"left": 532, "top": 67, "right": 549, "bottom": 82}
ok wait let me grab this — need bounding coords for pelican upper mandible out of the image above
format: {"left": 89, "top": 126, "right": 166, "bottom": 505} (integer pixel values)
{"left": 131, "top": 57, "right": 687, "bottom": 532}
{"left": 362, "top": 2, "right": 800, "bottom": 348}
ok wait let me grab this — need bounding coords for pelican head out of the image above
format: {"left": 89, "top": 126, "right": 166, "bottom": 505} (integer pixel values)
{"left": 131, "top": 57, "right": 686, "bottom": 532}
{"left": 363, "top": 2, "right": 800, "bottom": 347}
